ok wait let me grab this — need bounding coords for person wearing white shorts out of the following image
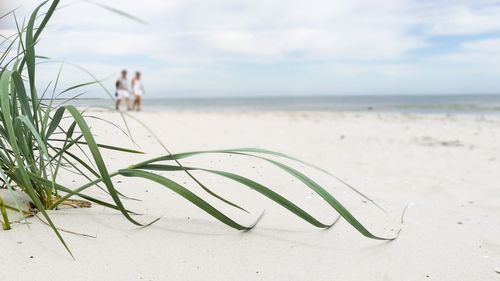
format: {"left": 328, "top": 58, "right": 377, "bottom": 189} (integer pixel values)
{"left": 131, "top": 71, "right": 145, "bottom": 111}
{"left": 115, "top": 69, "right": 131, "bottom": 110}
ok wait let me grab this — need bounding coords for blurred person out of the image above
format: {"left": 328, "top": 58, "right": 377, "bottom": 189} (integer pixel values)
{"left": 115, "top": 69, "right": 131, "bottom": 110}
{"left": 131, "top": 71, "right": 145, "bottom": 111}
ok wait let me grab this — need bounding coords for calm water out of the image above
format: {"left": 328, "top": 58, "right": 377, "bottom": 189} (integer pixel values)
{"left": 63, "top": 94, "right": 500, "bottom": 115}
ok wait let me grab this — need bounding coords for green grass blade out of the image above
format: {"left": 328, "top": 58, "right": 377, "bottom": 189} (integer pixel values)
{"left": 40, "top": 62, "right": 64, "bottom": 134}
{"left": 48, "top": 138, "right": 144, "bottom": 154}
{"left": 83, "top": 0, "right": 147, "bottom": 24}
{"left": 137, "top": 164, "right": 335, "bottom": 228}
{"left": 122, "top": 112, "right": 248, "bottom": 213}
{"left": 136, "top": 148, "right": 384, "bottom": 212}
{"left": 11, "top": 70, "right": 34, "bottom": 125}
{"left": 64, "top": 105, "right": 144, "bottom": 226}
{"left": 45, "top": 106, "right": 65, "bottom": 139}
{"left": 252, "top": 155, "right": 394, "bottom": 240}
{"left": 132, "top": 150, "right": 394, "bottom": 240}
{"left": 0, "top": 7, "right": 19, "bottom": 21}
{"left": 118, "top": 169, "right": 257, "bottom": 230}
{"left": 33, "top": 0, "right": 60, "bottom": 42}
{"left": 24, "top": 1, "right": 50, "bottom": 128}
{"left": 226, "top": 148, "right": 386, "bottom": 212}
{"left": 56, "top": 80, "right": 104, "bottom": 97}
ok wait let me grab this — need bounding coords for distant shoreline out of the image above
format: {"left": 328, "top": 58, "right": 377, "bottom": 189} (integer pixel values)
{"left": 57, "top": 94, "right": 500, "bottom": 115}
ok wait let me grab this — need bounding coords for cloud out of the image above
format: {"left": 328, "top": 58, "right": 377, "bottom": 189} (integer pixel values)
{"left": 2, "top": 0, "right": 500, "bottom": 96}
{"left": 420, "top": 2, "right": 500, "bottom": 35}
{"left": 28, "top": 0, "right": 427, "bottom": 63}
{"left": 462, "top": 38, "right": 500, "bottom": 54}
{"left": 433, "top": 37, "right": 500, "bottom": 77}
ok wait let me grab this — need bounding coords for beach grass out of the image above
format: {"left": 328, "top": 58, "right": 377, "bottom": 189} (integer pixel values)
{"left": 0, "top": 0, "right": 395, "bottom": 257}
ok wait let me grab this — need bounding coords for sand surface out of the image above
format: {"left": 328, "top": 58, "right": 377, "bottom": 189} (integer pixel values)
{"left": 1, "top": 110, "right": 500, "bottom": 280}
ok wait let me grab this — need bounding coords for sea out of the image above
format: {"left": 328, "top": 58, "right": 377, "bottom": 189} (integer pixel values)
{"left": 62, "top": 94, "right": 500, "bottom": 115}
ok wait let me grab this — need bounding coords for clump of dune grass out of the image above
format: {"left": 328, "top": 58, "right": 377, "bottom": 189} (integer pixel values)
{"left": 0, "top": 0, "right": 396, "bottom": 257}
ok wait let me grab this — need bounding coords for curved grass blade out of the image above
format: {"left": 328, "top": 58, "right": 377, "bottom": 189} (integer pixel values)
{"left": 136, "top": 164, "right": 336, "bottom": 228}
{"left": 225, "top": 148, "right": 385, "bottom": 212}
{"left": 138, "top": 148, "right": 385, "bottom": 212}
{"left": 132, "top": 151, "right": 395, "bottom": 240}
{"left": 0, "top": 7, "right": 20, "bottom": 21}
{"left": 82, "top": 0, "right": 147, "bottom": 25}
{"left": 53, "top": 150, "right": 139, "bottom": 201}
{"left": 118, "top": 169, "right": 258, "bottom": 231}
{"left": 79, "top": 114, "right": 135, "bottom": 141}
{"left": 11, "top": 70, "right": 34, "bottom": 125}
{"left": 49, "top": 138, "right": 144, "bottom": 154}
{"left": 24, "top": 1, "right": 48, "bottom": 127}
{"left": 64, "top": 105, "right": 145, "bottom": 226}
{"left": 33, "top": 0, "right": 60, "bottom": 42}
{"left": 45, "top": 106, "right": 65, "bottom": 139}
{"left": 121, "top": 112, "right": 249, "bottom": 213}
{"left": 248, "top": 155, "right": 394, "bottom": 240}
{"left": 40, "top": 62, "right": 64, "bottom": 135}
{"left": 55, "top": 149, "right": 100, "bottom": 178}
{"left": 56, "top": 79, "right": 104, "bottom": 97}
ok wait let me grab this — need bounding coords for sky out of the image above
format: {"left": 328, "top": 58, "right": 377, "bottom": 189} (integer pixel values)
{"left": 1, "top": 0, "right": 500, "bottom": 98}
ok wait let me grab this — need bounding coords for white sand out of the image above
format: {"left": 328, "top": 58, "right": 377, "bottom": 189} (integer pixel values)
{"left": 1, "top": 110, "right": 500, "bottom": 280}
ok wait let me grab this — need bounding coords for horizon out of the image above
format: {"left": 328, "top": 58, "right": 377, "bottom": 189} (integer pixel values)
{"left": 39, "top": 92, "right": 500, "bottom": 100}
{"left": 2, "top": 0, "right": 500, "bottom": 98}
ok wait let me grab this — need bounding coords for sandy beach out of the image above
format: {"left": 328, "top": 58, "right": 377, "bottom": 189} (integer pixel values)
{"left": 1, "top": 109, "right": 499, "bottom": 280}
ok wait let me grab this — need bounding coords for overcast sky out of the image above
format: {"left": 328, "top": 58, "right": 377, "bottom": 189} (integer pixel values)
{"left": 2, "top": 0, "right": 500, "bottom": 98}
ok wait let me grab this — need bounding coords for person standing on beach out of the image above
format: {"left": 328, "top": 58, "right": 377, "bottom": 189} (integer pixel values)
{"left": 131, "top": 71, "right": 145, "bottom": 111}
{"left": 115, "top": 69, "right": 131, "bottom": 110}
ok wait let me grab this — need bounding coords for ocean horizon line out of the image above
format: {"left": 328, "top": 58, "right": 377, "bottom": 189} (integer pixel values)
{"left": 54, "top": 93, "right": 500, "bottom": 115}
{"left": 43, "top": 92, "right": 500, "bottom": 101}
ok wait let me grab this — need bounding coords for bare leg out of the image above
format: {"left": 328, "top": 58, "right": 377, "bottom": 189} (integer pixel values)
{"left": 115, "top": 99, "right": 121, "bottom": 110}
{"left": 132, "top": 97, "right": 138, "bottom": 110}
{"left": 137, "top": 96, "right": 142, "bottom": 111}
{"left": 125, "top": 97, "right": 131, "bottom": 111}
